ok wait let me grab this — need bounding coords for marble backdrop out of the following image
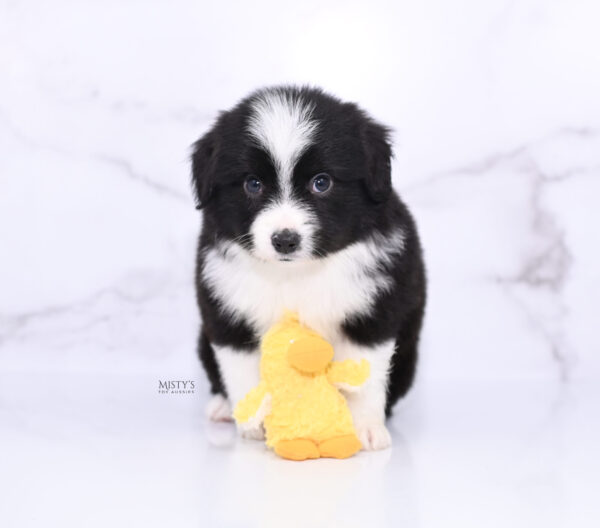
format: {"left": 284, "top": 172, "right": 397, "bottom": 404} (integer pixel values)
{"left": 1, "top": 0, "right": 598, "bottom": 382}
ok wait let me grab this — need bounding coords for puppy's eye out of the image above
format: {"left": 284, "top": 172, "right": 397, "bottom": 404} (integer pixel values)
{"left": 310, "top": 173, "right": 332, "bottom": 194}
{"left": 244, "top": 175, "right": 263, "bottom": 195}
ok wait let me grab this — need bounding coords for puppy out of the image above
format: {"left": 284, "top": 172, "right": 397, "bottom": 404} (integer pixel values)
{"left": 191, "top": 86, "right": 426, "bottom": 450}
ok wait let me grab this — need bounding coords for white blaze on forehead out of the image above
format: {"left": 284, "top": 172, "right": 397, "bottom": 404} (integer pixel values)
{"left": 247, "top": 90, "right": 318, "bottom": 197}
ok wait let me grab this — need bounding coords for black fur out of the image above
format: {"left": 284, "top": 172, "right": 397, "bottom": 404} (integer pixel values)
{"left": 191, "top": 86, "right": 426, "bottom": 415}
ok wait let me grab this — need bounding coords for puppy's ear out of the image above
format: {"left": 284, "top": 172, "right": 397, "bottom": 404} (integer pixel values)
{"left": 191, "top": 130, "right": 218, "bottom": 209}
{"left": 361, "top": 120, "right": 393, "bottom": 202}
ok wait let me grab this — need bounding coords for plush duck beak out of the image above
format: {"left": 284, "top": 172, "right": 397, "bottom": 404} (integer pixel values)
{"left": 287, "top": 335, "right": 334, "bottom": 374}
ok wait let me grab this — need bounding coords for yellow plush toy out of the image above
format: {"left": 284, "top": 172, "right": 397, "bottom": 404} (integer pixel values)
{"left": 234, "top": 312, "right": 370, "bottom": 461}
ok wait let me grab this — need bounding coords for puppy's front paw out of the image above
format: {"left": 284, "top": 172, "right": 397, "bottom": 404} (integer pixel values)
{"left": 356, "top": 423, "right": 392, "bottom": 451}
{"left": 238, "top": 421, "right": 266, "bottom": 440}
{"left": 206, "top": 394, "right": 233, "bottom": 422}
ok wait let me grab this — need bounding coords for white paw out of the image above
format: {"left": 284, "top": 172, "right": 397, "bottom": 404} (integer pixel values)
{"left": 238, "top": 421, "right": 266, "bottom": 440}
{"left": 357, "top": 423, "right": 392, "bottom": 451}
{"left": 206, "top": 394, "right": 233, "bottom": 422}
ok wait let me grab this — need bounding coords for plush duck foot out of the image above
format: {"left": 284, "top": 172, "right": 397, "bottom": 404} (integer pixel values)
{"left": 275, "top": 439, "right": 320, "bottom": 461}
{"left": 318, "top": 434, "right": 362, "bottom": 459}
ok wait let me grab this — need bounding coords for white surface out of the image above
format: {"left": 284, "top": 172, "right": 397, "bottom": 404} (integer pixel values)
{"left": 1, "top": 374, "right": 598, "bottom": 528}
{"left": 1, "top": 0, "right": 599, "bottom": 526}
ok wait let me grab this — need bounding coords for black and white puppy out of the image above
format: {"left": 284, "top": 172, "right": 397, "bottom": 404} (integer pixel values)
{"left": 191, "top": 86, "right": 426, "bottom": 450}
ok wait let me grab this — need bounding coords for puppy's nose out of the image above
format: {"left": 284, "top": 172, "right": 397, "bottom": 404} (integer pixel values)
{"left": 271, "top": 229, "right": 301, "bottom": 255}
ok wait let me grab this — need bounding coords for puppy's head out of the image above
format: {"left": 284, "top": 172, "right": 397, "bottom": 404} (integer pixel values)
{"left": 192, "top": 86, "right": 392, "bottom": 262}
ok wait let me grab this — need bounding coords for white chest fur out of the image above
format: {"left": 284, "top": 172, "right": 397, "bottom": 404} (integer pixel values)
{"left": 201, "top": 230, "right": 405, "bottom": 342}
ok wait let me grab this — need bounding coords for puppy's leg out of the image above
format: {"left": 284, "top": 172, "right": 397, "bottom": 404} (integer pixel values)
{"left": 198, "top": 333, "right": 233, "bottom": 422}
{"left": 385, "top": 308, "right": 423, "bottom": 416}
{"left": 335, "top": 339, "right": 395, "bottom": 451}
{"left": 213, "top": 344, "right": 264, "bottom": 440}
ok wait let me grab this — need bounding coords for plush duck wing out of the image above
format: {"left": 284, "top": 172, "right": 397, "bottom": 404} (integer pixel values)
{"left": 326, "top": 359, "right": 370, "bottom": 391}
{"left": 233, "top": 383, "right": 271, "bottom": 426}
